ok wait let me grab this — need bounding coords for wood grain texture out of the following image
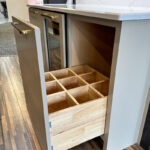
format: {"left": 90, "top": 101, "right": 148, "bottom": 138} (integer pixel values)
{"left": 0, "top": 56, "right": 103, "bottom": 150}
{"left": 69, "top": 18, "right": 115, "bottom": 77}
{"left": 124, "top": 144, "right": 144, "bottom": 150}
{"left": 0, "top": 56, "right": 41, "bottom": 150}
{"left": 52, "top": 118, "right": 105, "bottom": 150}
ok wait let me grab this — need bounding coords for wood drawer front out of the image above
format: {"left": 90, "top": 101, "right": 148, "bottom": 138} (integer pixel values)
{"left": 51, "top": 118, "right": 105, "bottom": 150}
{"left": 50, "top": 97, "right": 107, "bottom": 136}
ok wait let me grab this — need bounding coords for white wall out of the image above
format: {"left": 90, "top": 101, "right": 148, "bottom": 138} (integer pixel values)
{"left": 6, "top": 0, "right": 29, "bottom": 22}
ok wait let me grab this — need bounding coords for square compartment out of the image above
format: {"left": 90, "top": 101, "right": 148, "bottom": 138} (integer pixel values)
{"left": 51, "top": 69, "right": 75, "bottom": 79}
{"left": 59, "top": 76, "right": 86, "bottom": 90}
{"left": 80, "top": 72, "right": 106, "bottom": 84}
{"left": 69, "top": 86, "right": 101, "bottom": 104}
{"left": 45, "top": 72, "right": 54, "bottom": 82}
{"left": 46, "top": 81, "right": 63, "bottom": 95}
{"left": 71, "top": 65, "right": 94, "bottom": 75}
{"left": 92, "top": 80, "right": 109, "bottom": 96}
{"left": 47, "top": 92, "right": 76, "bottom": 113}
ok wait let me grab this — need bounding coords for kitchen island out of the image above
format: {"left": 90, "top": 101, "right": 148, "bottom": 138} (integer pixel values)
{"left": 28, "top": 4, "right": 150, "bottom": 20}
{"left": 18, "top": 4, "right": 150, "bottom": 150}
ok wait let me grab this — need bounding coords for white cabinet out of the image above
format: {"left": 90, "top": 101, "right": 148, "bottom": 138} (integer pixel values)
{"left": 12, "top": 10, "right": 150, "bottom": 150}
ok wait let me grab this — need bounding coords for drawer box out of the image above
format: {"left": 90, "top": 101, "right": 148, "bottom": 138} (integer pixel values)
{"left": 45, "top": 65, "right": 109, "bottom": 150}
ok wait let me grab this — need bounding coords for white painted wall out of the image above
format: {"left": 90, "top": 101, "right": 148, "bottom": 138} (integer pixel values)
{"left": 6, "top": 0, "right": 29, "bottom": 22}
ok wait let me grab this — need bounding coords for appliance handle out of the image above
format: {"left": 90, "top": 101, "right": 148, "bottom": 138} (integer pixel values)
{"left": 31, "top": 10, "right": 39, "bottom": 14}
{"left": 11, "top": 22, "right": 32, "bottom": 35}
{"left": 41, "top": 13, "right": 57, "bottom": 20}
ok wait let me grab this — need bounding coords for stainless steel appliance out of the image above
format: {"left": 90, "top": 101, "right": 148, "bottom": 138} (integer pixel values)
{"left": 29, "top": 8, "right": 67, "bottom": 71}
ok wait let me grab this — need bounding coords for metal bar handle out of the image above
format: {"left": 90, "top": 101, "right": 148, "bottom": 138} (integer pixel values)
{"left": 11, "top": 22, "right": 32, "bottom": 35}
{"left": 41, "top": 13, "right": 57, "bottom": 20}
{"left": 32, "top": 10, "right": 39, "bottom": 14}
{"left": 30, "top": 9, "right": 40, "bottom": 15}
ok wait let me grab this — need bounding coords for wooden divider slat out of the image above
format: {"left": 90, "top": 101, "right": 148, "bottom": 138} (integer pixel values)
{"left": 68, "top": 68, "right": 105, "bottom": 98}
{"left": 68, "top": 68, "right": 89, "bottom": 85}
{"left": 44, "top": 72, "right": 55, "bottom": 82}
{"left": 70, "top": 65, "right": 95, "bottom": 75}
{"left": 91, "top": 80, "right": 109, "bottom": 97}
{"left": 48, "top": 71, "right": 79, "bottom": 105}
{"left": 45, "top": 65, "right": 109, "bottom": 110}
{"left": 59, "top": 76, "right": 86, "bottom": 90}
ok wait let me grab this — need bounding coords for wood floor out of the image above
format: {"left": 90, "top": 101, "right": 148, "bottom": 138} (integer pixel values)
{"left": 0, "top": 56, "right": 144, "bottom": 150}
{"left": 124, "top": 144, "right": 144, "bottom": 150}
{"left": 0, "top": 56, "right": 41, "bottom": 150}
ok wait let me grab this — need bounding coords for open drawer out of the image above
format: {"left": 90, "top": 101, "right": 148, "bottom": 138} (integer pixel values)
{"left": 45, "top": 65, "right": 109, "bottom": 150}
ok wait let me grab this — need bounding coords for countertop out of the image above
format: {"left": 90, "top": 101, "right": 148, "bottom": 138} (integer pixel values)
{"left": 0, "top": 0, "right": 6, "bottom": 2}
{"left": 28, "top": 4, "right": 150, "bottom": 21}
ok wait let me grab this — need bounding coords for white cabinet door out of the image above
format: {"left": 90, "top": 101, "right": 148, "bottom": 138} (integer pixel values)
{"left": 12, "top": 16, "right": 51, "bottom": 150}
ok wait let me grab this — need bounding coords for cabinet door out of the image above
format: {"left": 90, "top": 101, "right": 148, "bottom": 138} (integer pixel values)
{"left": 12, "top": 16, "right": 51, "bottom": 150}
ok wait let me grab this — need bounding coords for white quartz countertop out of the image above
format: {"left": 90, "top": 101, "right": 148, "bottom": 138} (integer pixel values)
{"left": 28, "top": 4, "right": 150, "bottom": 21}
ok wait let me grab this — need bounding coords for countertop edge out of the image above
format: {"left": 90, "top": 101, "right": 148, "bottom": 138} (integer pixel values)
{"left": 28, "top": 4, "right": 150, "bottom": 21}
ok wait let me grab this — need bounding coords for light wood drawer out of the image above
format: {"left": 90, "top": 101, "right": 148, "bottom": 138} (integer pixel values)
{"left": 45, "top": 65, "right": 109, "bottom": 150}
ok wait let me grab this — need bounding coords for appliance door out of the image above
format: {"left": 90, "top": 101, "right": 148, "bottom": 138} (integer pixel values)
{"left": 29, "top": 8, "right": 49, "bottom": 71}
{"left": 12, "top": 16, "right": 51, "bottom": 150}
{"left": 41, "top": 12, "right": 66, "bottom": 71}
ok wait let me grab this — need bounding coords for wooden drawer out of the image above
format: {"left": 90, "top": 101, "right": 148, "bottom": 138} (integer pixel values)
{"left": 45, "top": 65, "right": 109, "bottom": 150}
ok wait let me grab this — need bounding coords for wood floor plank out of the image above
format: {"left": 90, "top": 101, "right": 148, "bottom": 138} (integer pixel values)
{"left": 0, "top": 56, "right": 41, "bottom": 150}
{"left": 1, "top": 59, "right": 28, "bottom": 150}
{"left": 124, "top": 144, "right": 144, "bottom": 150}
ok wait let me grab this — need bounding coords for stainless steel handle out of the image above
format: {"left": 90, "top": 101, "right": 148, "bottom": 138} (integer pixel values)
{"left": 11, "top": 22, "right": 32, "bottom": 35}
